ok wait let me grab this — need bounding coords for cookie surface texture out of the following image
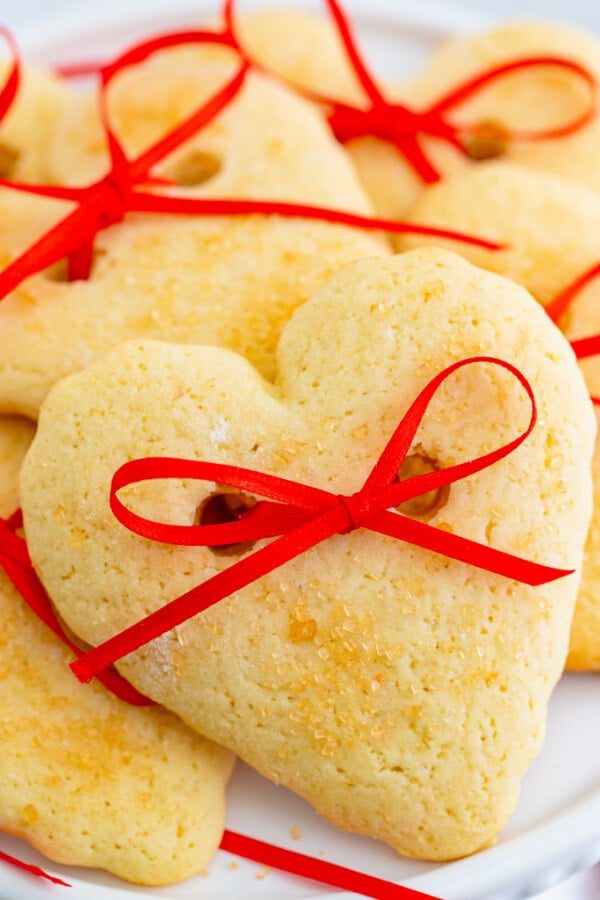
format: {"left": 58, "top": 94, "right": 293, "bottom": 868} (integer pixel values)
{"left": 21, "top": 248, "right": 595, "bottom": 860}
{"left": 399, "top": 163, "right": 600, "bottom": 669}
{"left": 0, "top": 63, "right": 74, "bottom": 181}
{"left": 0, "top": 417, "right": 234, "bottom": 885}
{"left": 234, "top": 16, "right": 600, "bottom": 222}
{"left": 1, "top": 57, "right": 387, "bottom": 419}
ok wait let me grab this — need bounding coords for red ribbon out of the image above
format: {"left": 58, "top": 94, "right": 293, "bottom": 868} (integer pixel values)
{"left": 229, "top": 0, "right": 597, "bottom": 184}
{"left": 0, "top": 18, "right": 506, "bottom": 302}
{"left": 54, "top": 0, "right": 598, "bottom": 187}
{"left": 0, "top": 28, "right": 20, "bottom": 124}
{"left": 69, "top": 356, "right": 571, "bottom": 684}
{"left": 0, "top": 832, "right": 442, "bottom": 898}
{"left": 0, "top": 511, "right": 153, "bottom": 706}
{"left": 545, "top": 262, "right": 600, "bottom": 405}
{"left": 0, "top": 849, "right": 70, "bottom": 886}
{"left": 1, "top": 512, "right": 447, "bottom": 899}
{"left": 219, "top": 830, "right": 442, "bottom": 899}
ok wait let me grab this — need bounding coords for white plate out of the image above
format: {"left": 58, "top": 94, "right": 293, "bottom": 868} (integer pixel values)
{"left": 2, "top": 2, "right": 600, "bottom": 899}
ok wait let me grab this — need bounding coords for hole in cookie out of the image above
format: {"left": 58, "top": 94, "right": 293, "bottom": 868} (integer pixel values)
{"left": 461, "top": 120, "right": 509, "bottom": 161}
{"left": 0, "top": 142, "right": 19, "bottom": 178}
{"left": 43, "top": 258, "right": 69, "bottom": 283}
{"left": 395, "top": 453, "right": 449, "bottom": 519}
{"left": 166, "top": 150, "right": 222, "bottom": 187}
{"left": 44, "top": 248, "right": 107, "bottom": 283}
{"left": 196, "top": 490, "right": 258, "bottom": 556}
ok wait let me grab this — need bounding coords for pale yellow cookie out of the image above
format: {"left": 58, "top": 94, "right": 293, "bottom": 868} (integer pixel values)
{"left": 400, "top": 162, "right": 600, "bottom": 306}
{"left": 400, "top": 162, "right": 600, "bottom": 670}
{"left": 21, "top": 248, "right": 595, "bottom": 860}
{"left": 239, "top": 15, "right": 600, "bottom": 220}
{"left": 0, "top": 57, "right": 387, "bottom": 420}
{"left": 0, "top": 417, "right": 234, "bottom": 885}
{"left": 0, "top": 63, "right": 74, "bottom": 181}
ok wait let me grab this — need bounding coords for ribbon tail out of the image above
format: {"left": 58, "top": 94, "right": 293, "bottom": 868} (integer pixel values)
{"left": 370, "top": 510, "right": 572, "bottom": 586}
{"left": 220, "top": 831, "right": 441, "bottom": 900}
{"left": 570, "top": 334, "right": 600, "bottom": 360}
{"left": 127, "top": 193, "right": 504, "bottom": 250}
{"left": 323, "top": 0, "right": 384, "bottom": 106}
{"left": 0, "top": 205, "right": 88, "bottom": 301}
{"left": 392, "top": 136, "right": 442, "bottom": 185}
{"left": 71, "top": 506, "right": 346, "bottom": 682}
{"left": 67, "top": 241, "right": 95, "bottom": 281}
{"left": 0, "top": 850, "right": 70, "bottom": 888}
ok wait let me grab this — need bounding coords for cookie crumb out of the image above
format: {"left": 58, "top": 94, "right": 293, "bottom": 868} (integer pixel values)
{"left": 290, "top": 825, "right": 302, "bottom": 840}
{"left": 256, "top": 866, "right": 271, "bottom": 880}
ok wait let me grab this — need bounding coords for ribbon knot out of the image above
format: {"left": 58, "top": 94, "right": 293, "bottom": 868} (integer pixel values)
{"left": 335, "top": 491, "right": 372, "bottom": 533}
{"left": 68, "top": 356, "right": 573, "bottom": 685}
{"left": 328, "top": 101, "right": 457, "bottom": 147}
{"left": 93, "top": 171, "right": 131, "bottom": 229}
{"left": 271, "top": 0, "right": 598, "bottom": 184}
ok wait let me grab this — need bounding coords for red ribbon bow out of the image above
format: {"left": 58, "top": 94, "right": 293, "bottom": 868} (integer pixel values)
{"left": 0, "top": 510, "right": 152, "bottom": 705}
{"left": 70, "top": 356, "right": 571, "bottom": 684}
{"left": 233, "top": 0, "right": 597, "bottom": 184}
{"left": 0, "top": 20, "right": 504, "bottom": 303}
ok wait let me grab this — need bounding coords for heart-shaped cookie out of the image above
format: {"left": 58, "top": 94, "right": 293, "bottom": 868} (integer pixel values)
{"left": 0, "top": 416, "right": 234, "bottom": 885}
{"left": 0, "top": 57, "right": 387, "bottom": 419}
{"left": 21, "top": 248, "right": 595, "bottom": 860}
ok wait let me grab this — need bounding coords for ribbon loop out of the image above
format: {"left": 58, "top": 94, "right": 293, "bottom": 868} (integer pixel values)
{"left": 226, "top": 0, "right": 597, "bottom": 183}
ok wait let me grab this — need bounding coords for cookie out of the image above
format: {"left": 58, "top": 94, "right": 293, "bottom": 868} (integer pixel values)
{"left": 400, "top": 162, "right": 600, "bottom": 670}
{"left": 21, "top": 248, "right": 595, "bottom": 860}
{"left": 0, "top": 57, "right": 387, "bottom": 420}
{"left": 0, "top": 63, "right": 74, "bottom": 181}
{"left": 0, "top": 416, "right": 234, "bottom": 885}
{"left": 401, "top": 161, "right": 600, "bottom": 306}
{"left": 239, "top": 14, "right": 600, "bottom": 221}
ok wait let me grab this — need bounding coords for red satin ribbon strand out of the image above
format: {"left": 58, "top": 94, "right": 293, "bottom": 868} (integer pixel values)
{"left": 322, "top": 0, "right": 383, "bottom": 105}
{"left": 570, "top": 334, "right": 600, "bottom": 361}
{"left": 430, "top": 56, "right": 598, "bottom": 141}
{"left": 127, "top": 191, "right": 504, "bottom": 247}
{"left": 543, "top": 262, "right": 600, "bottom": 405}
{"left": 0, "top": 515, "right": 153, "bottom": 706}
{"left": 546, "top": 261, "right": 600, "bottom": 324}
{"left": 71, "top": 356, "right": 571, "bottom": 685}
{"left": 0, "top": 28, "right": 20, "bottom": 123}
{"left": 219, "top": 831, "right": 441, "bottom": 900}
{"left": 0, "top": 849, "right": 70, "bottom": 887}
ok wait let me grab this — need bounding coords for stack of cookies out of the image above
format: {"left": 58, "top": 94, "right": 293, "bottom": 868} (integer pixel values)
{"left": 0, "top": 0, "right": 599, "bottom": 890}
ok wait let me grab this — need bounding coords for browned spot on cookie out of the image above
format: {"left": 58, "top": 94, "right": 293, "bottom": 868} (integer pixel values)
{"left": 167, "top": 150, "right": 222, "bottom": 186}
{"left": 289, "top": 618, "right": 317, "bottom": 643}
{"left": 462, "top": 121, "right": 510, "bottom": 161}
{"left": 0, "top": 142, "right": 19, "bottom": 178}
